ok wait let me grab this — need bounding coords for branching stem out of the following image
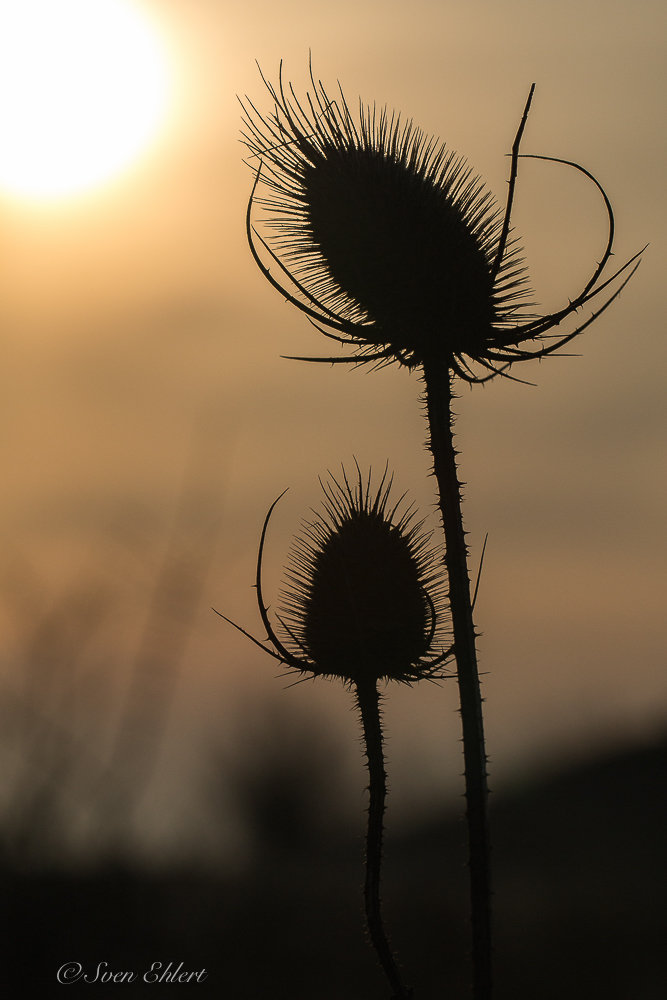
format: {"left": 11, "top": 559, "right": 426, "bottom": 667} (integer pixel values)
{"left": 422, "top": 351, "right": 492, "bottom": 999}
{"left": 356, "top": 677, "right": 412, "bottom": 1000}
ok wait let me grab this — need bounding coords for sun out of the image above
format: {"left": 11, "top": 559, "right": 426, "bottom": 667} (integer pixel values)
{"left": 0, "top": 0, "right": 173, "bottom": 200}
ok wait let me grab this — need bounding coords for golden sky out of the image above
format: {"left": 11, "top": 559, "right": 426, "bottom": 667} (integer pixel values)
{"left": 0, "top": 0, "right": 664, "bottom": 858}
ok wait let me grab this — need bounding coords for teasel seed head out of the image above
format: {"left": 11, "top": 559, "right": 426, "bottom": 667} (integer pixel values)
{"left": 241, "top": 64, "right": 643, "bottom": 382}
{"left": 216, "top": 466, "right": 453, "bottom": 686}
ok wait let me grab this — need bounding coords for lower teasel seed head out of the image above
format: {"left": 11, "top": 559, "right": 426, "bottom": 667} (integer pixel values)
{"left": 277, "top": 467, "right": 452, "bottom": 685}
{"left": 216, "top": 467, "right": 453, "bottom": 685}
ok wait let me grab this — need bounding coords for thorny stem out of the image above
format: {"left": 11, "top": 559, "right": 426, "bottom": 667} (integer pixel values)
{"left": 356, "top": 677, "right": 412, "bottom": 1000}
{"left": 422, "top": 352, "right": 492, "bottom": 1000}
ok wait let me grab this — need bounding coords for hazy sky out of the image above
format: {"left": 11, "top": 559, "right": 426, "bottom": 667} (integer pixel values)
{"left": 0, "top": 0, "right": 664, "bottom": 858}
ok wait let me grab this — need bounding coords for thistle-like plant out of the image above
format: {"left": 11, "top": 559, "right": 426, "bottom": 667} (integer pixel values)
{"left": 217, "top": 467, "right": 452, "bottom": 1000}
{"left": 240, "top": 65, "right": 643, "bottom": 999}
{"left": 241, "top": 66, "right": 641, "bottom": 379}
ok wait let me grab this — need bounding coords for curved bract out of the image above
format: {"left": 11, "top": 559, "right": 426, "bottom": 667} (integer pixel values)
{"left": 241, "top": 66, "right": 643, "bottom": 382}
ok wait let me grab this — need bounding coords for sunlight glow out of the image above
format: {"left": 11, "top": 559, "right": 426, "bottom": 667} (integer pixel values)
{"left": 0, "top": 0, "right": 173, "bottom": 199}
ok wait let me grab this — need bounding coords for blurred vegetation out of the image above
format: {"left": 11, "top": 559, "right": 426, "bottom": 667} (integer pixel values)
{"left": 0, "top": 492, "right": 665, "bottom": 996}
{"left": 2, "top": 700, "right": 666, "bottom": 997}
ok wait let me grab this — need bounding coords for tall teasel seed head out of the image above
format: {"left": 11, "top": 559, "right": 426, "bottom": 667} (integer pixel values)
{"left": 241, "top": 65, "right": 642, "bottom": 381}
{"left": 276, "top": 467, "right": 451, "bottom": 685}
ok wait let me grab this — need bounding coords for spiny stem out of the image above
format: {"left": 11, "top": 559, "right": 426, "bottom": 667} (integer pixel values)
{"left": 355, "top": 677, "right": 412, "bottom": 1000}
{"left": 422, "top": 351, "right": 492, "bottom": 999}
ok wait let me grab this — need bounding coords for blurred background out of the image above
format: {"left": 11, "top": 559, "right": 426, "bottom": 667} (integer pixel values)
{"left": 0, "top": 1, "right": 665, "bottom": 996}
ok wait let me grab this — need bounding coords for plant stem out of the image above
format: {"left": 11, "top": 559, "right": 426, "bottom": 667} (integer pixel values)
{"left": 422, "top": 351, "right": 492, "bottom": 999}
{"left": 356, "top": 677, "right": 412, "bottom": 1000}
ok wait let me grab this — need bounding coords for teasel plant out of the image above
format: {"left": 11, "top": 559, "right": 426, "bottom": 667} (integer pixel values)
{"left": 239, "top": 63, "right": 644, "bottom": 998}
{"left": 217, "top": 466, "right": 453, "bottom": 1000}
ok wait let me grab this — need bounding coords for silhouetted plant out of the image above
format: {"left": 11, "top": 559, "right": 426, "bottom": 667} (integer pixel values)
{"left": 218, "top": 467, "right": 452, "bottom": 999}
{"left": 240, "top": 65, "right": 643, "bottom": 999}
